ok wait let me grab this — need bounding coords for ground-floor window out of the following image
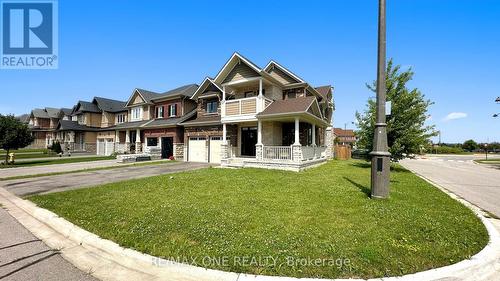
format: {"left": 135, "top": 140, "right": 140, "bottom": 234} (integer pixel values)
{"left": 147, "top": 137, "right": 158, "bottom": 147}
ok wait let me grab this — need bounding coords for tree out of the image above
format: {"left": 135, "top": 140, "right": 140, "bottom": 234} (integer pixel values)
{"left": 355, "top": 59, "right": 437, "bottom": 161}
{"left": 462, "top": 139, "right": 478, "bottom": 152}
{"left": 0, "top": 114, "right": 34, "bottom": 164}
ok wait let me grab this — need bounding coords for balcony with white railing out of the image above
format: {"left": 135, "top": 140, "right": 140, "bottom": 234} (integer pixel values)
{"left": 222, "top": 96, "right": 273, "bottom": 122}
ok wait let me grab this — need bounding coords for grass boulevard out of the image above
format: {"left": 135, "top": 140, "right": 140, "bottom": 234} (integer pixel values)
{"left": 29, "top": 160, "right": 488, "bottom": 279}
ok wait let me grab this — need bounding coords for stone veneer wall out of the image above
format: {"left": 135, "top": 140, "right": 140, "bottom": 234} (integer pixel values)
{"left": 173, "top": 143, "right": 184, "bottom": 160}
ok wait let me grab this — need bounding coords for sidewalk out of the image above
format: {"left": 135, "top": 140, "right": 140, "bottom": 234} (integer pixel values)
{"left": 0, "top": 207, "right": 96, "bottom": 280}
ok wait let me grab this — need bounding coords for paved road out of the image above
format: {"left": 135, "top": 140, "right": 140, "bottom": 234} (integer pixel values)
{"left": 0, "top": 159, "right": 125, "bottom": 179}
{"left": 1, "top": 162, "right": 210, "bottom": 196}
{"left": 0, "top": 207, "right": 96, "bottom": 281}
{"left": 401, "top": 155, "right": 500, "bottom": 217}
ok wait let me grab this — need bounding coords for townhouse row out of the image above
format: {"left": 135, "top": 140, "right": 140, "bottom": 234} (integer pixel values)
{"left": 27, "top": 53, "right": 335, "bottom": 171}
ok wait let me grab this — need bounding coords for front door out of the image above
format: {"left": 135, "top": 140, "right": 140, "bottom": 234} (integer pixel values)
{"left": 161, "top": 137, "right": 173, "bottom": 159}
{"left": 241, "top": 127, "right": 257, "bottom": 156}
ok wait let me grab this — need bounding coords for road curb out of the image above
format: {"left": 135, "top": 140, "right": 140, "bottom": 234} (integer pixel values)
{"left": 1, "top": 179, "right": 499, "bottom": 281}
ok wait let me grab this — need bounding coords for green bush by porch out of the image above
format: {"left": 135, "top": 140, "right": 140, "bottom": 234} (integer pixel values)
{"left": 29, "top": 160, "right": 488, "bottom": 279}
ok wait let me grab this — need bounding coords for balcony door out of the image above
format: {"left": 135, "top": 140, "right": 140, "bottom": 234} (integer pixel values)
{"left": 241, "top": 127, "right": 257, "bottom": 156}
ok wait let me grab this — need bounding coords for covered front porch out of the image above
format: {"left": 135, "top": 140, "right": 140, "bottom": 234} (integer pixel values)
{"left": 221, "top": 116, "right": 333, "bottom": 171}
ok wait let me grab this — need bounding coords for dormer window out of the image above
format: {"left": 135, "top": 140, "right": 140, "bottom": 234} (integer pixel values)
{"left": 156, "top": 106, "right": 164, "bottom": 118}
{"left": 206, "top": 100, "right": 218, "bottom": 114}
{"left": 168, "top": 104, "right": 177, "bottom": 117}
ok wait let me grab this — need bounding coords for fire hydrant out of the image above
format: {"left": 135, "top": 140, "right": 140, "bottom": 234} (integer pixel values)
{"left": 8, "top": 152, "right": 15, "bottom": 164}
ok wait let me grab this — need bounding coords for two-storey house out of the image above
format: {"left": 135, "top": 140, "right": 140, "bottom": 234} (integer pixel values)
{"left": 56, "top": 97, "right": 126, "bottom": 154}
{"left": 181, "top": 53, "right": 334, "bottom": 171}
{"left": 28, "top": 107, "right": 72, "bottom": 148}
{"left": 112, "top": 84, "right": 197, "bottom": 159}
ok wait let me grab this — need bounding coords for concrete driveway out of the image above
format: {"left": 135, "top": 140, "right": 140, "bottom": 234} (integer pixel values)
{"left": 1, "top": 162, "right": 209, "bottom": 197}
{"left": 401, "top": 155, "right": 500, "bottom": 218}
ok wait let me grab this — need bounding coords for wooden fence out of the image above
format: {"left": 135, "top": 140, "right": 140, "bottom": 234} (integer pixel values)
{"left": 334, "top": 145, "right": 352, "bottom": 160}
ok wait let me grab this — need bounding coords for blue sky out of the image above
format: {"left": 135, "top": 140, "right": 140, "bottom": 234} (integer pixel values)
{"left": 1, "top": 0, "right": 499, "bottom": 143}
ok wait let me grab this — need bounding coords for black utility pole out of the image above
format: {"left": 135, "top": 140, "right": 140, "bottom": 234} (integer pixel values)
{"left": 370, "top": 0, "right": 390, "bottom": 199}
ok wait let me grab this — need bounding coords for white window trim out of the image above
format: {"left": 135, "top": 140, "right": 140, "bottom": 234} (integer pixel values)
{"left": 169, "top": 104, "right": 176, "bottom": 117}
{"left": 131, "top": 106, "right": 142, "bottom": 121}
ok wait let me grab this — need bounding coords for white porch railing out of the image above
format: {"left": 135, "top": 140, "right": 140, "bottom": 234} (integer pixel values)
{"left": 263, "top": 146, "right": 292, "bottom": 161}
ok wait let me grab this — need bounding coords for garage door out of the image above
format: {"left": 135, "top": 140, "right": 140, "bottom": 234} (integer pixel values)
{"left": 209, "top": 136, "right": 222, "bottom": 164}
{"left": 188, "top": 137, "right": 207, "bottom": 162}
{"left": 105, "top": 139, "right": 115, "bottom": 156}
{"left": 97, "top": 139, "right": 115, "bottom": 156}
{"left": 97, "top": 139, "right": 105, "bottom": 156}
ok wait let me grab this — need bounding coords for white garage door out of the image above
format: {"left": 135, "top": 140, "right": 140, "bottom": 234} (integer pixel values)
{"left": 209, "top": 136, "right": 222, "bottom": 164}
{"left": 188, "top": 137, "right": 207, "bottom": 162}
{"left": 97, "top": 139, "right": 105, "bottom": 156}
{"left": 97, "top": 139, "right": 115, "bottom": 156}
{"left": 105, "top": 139, "right": 115, "bottom": 156}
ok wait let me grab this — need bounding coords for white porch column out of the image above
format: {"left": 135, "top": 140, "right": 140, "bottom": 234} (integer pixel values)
{"left": 258, "top": 78, "right": 263, "bottom": 97}
{"left": 257, "top": 120, "right": 262, "bottom": 145}
{"left": 294, "top": 117, "right": 300, "bottom": 145}
{"left": 221, "top": 85, "right": 226, "bottom": 118}
{"left": 115, "top": 131, "right": 120, "bottom": 143}
{"left": 222, "top": 123, "right": 227, "bottom": 144}
{"left": 312, "top": 124, "right": 316, "bottom": 146}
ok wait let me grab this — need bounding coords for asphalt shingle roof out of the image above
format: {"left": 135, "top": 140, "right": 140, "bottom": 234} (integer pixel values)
{"left": 180, "top": 114, "right": 221, "bottom": 126}
{"left": 257, "top": 96, "right": 316, "bottom": 116}
{"left": 57, "top": 120, "right": 100, "bottom": 131}
{"left": 31, "top": 108, "right": 49, "bottom": 118}
{"left": 314, "top": 85, "right": 331, "bottom": 100}
{"left": 152, "top": 84, "right": 199, "bottom": 101}
{"left": 45, "top": 107, "right": 61, "bottom": 118}
{"left": 93, "top": 97, "right": 127, "bottom": 113}
{"left": 135, "top": 89, "right": 162, "bottom": 103}
{"left": 74, "top": 101, "right": 101, "bottom": 114}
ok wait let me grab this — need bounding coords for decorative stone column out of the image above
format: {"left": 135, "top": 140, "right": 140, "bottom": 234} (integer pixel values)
{"left": 325, "top": 126, "right": 334, "bottom": 159}
{"left": 125, "top": 130, "right": 131, "bottom": 152}
{"left": 255, "top": 144, "right": 263, "bottom": 161}
{"left": 292, "top": 145, "right": 302, "bottom": 162}
{"left": 135, "top": 129, "right": 141, "bottom": 154}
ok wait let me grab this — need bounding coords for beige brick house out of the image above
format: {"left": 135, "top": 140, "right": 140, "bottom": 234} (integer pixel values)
{"left": 181, "top": 53, "right": 334, "bottom": 171}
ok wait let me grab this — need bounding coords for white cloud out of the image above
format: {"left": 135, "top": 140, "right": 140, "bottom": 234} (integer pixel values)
{"left": 443, "top": 112, "right": 467, "bottom": 122}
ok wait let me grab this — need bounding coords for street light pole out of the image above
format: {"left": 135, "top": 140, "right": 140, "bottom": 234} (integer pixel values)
{"left": 370, "top": 0, "right": 391, "bottom": 199}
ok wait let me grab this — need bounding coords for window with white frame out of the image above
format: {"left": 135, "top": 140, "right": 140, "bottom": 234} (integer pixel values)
{"left": 206, "top": 100, "right": 218, "bottom": 113}
{"left": 168, "top": 104, "right": 177, "bottom": 117}
{"left": 131, "top": 106, "right": 142, "bottom": 121}
{"left": 156, "top": 106, "right": 164, "bottom": 118}
{"left": 116, "top": 114, "right": 126, "bottom": 124}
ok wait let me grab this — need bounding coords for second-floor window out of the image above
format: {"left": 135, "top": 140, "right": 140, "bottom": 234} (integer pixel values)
{"left": 206, "top": 100, "right": 218, "bottom": 113}
{"left": 131, "top": 106, "right": 142, "bottom": 121}
{"left": 156, "top": 106, "right": 164, "bottom": 118}
{"left": 116, "top": 114, "right": 126, "bottom": 124}
{"left": 168, "top": 104, "right": 177, "bottom": 117}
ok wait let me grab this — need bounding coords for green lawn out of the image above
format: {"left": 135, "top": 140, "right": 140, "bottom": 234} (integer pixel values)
{"left": 29, "top": 160, "right": 488, "bottom": 279}
{"left": 474, "top": 159, "right": 500, "bottom": 164}
{"left": 0, "top": 156, "right": 114, "bottom": 168}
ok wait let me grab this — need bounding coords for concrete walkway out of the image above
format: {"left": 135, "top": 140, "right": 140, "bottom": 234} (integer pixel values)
{"left": 1, "top": 162, "right": 210, "bottom": 196}
{"left": 401, "top": 156, "right": 500, "bottom": 218}
{"left": 0, "top": 207, "right": 96, "bottom": 281}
